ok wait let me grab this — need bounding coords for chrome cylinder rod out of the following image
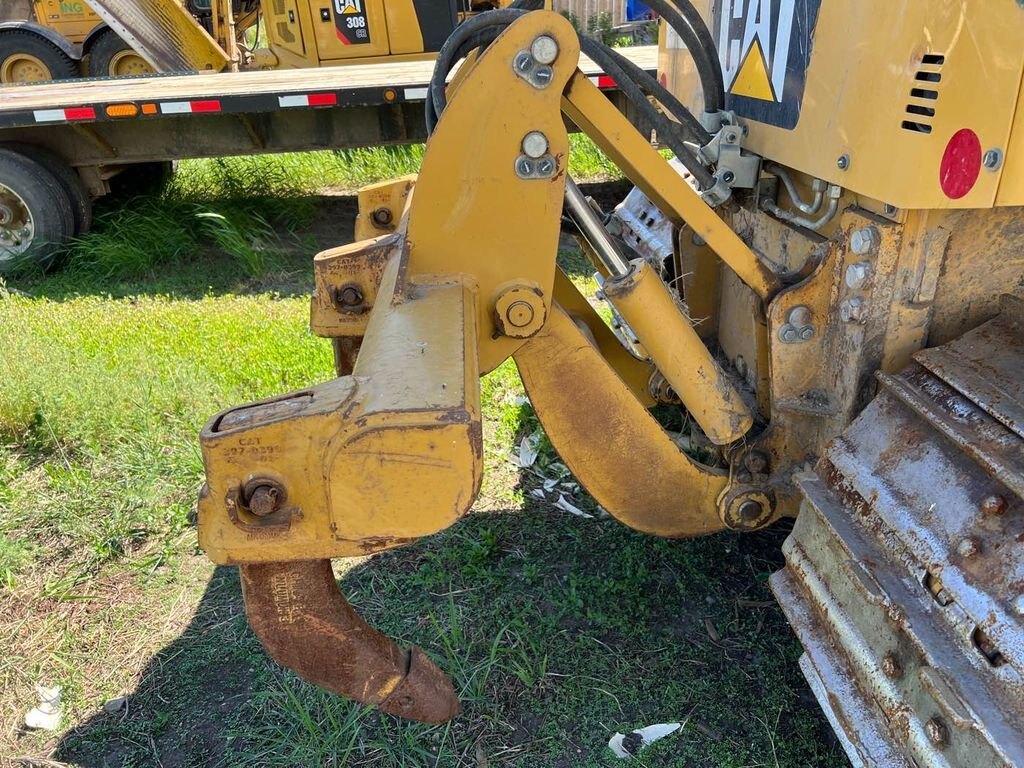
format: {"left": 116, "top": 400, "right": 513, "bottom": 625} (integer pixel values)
{"left": 564, "top": 175, "right": 631, "bottom": 277}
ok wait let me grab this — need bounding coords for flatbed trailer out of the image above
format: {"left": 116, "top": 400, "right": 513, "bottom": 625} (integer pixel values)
{"left": 0, "top": 45, "right": 655, "bottom": 269}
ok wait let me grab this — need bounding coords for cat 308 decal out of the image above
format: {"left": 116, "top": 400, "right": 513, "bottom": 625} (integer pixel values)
{"left": 334, "top": 0, "right": 372, "bottom": 45}
{"left": 714, "top": 0, "right": 822, "bottom": 129}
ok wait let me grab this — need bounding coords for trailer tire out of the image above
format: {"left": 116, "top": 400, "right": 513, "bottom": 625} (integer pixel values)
{"left": 88, "top": 29, "right": 154, "bottom": 78}
{"left": 0, "top": 149, "right": 76, "bottom": 273}
{"left": 0, "top": 30, "right": 78, "bottom": 84}
{"left": 2, "top": 143, "right": 92, "bottom": 235}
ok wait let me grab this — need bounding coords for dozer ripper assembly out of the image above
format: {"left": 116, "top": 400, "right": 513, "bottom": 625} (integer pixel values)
{"left": 196, "top": 2, "right": 1024, "bottom": 765}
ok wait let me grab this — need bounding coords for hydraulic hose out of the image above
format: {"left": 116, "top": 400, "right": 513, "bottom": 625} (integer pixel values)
{"left": 643, "top": 0, "right": 724, "bottom": 110}
{"left": 427, "top": 9, "right": 528, "bottom": 133}
{"left": 578, "top": 36, "right": 714, "bottom": 188}
{"left": 425, "top": 3, "right": 724, "bottom": 189}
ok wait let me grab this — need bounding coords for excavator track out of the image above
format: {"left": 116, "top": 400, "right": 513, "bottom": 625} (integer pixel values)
{"left": 772, "top": 295, "right": 1024, "bottom": 767}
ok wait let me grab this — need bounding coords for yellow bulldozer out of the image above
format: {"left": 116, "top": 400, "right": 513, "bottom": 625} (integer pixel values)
{"left": 0, "top": 0, "right": 518, "bottom": 83}
{"left": 109, "top": 0, "right": 1023, "bottom": 764}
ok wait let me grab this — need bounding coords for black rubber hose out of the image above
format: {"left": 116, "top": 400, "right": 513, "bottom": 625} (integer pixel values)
{"left": 426, "top": 9, "right": 527, "bottom": 133}
{"left": 641, "top": 0, "right": 724, "bottom": 112}
{"left": 597, "top": 40, "right": 710, "bottom": 144}
{"left": 578, "top": 36, "right": 714, "bottom": 188}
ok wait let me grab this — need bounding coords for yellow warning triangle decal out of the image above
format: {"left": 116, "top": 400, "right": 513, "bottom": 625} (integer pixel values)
{"left": 730, "top": 39, "right": 775, "bottom": 102}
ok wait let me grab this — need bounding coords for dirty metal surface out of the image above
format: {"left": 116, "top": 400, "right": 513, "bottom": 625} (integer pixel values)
{"left": 772, "top": 305, "right": 1024, "bottom": 767}
{"left": 241, "top": 559, "right": 459, "bottom": 723}
{"left": 915, "top": 294, "right": 1024, "bottom": 440}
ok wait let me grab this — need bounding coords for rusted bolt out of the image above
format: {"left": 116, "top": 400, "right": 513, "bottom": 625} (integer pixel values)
{"left": 334, "top": 284, "right": 364, "bottom": 308}
{"left": 850, "top": 226, "right": 879, "bottom": 254}
{"left": 845, "top": 261, "right": 873, "bottom": 289}
{"left": 799, "top": 326, "right": 815, "bottom": 340}
{"left": 981, "top": 494, "right": 1008, "bottom": 515}
{"left": 248, "top": 485, "right": 280, "bottom": 517}
{"left": 957, "top": 537, "right": 980, "bottom": 559}
{"left": 925, "top": 717, "right": 949, "bottom": 748}
{"left": 737, "top": 499, "right": 763, "bottom": 523}
{"left": 881, "top": 654, "right": 902, "bottom": 679}
{"left": 839, "top": 297, "right": 868, "bottom": 324}
{"left": 371, "top": 207, "right": 392, "bottom": 227}
{"left": 743, "top": 451, "right": 769, "bottom": 474}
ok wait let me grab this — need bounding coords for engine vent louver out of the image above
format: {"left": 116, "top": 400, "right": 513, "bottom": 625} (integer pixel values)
{"left": 902, "top": 53, "right": 944, "bottom": 134}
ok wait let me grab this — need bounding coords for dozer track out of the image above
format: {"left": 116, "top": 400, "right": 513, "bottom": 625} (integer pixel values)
{"left": 773, "top": 295, "right": 1024, "bottom": 767}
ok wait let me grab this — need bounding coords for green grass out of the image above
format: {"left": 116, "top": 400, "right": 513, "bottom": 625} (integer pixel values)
{"left": 0, "top": 149, "right": 843, "bottom": 767}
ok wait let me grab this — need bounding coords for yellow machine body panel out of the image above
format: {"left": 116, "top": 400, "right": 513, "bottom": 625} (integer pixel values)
{"left": 661, "top": 0, "right": 1024, "bottom": 210}
{"left": 303, "top": 0, "right": 392, "bottom": 61}
{"left": 32, "top": 0, "right": 101, "bottom": 44}
{"left": 380, "top": 0, "right": 424, "bottom": 55}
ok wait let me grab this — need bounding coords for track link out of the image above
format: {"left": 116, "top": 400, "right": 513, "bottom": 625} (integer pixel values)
{"left": 772, "top": 295, "right": 1024, "bottom": 767}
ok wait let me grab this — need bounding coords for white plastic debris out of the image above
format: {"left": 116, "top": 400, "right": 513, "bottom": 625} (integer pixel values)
{"left": 608, "top": 722, "right": 681, "bottom": 758}
{"left": 554, "top": 494, "right": 593, "bottom": 519}
{"left": 512, "top": 395, "right": 532, "bottom": 407}
{"left": 24, "top": 685, "right": 62, "bottom": 731}
{"left": 529, "top": 488, "right": 547, "bottom": 500}
{"left": 542, "top": 477, "right": 559, "bottom": 492}
{"left": 510, "top": 432, "right": 541, "bottom": 468}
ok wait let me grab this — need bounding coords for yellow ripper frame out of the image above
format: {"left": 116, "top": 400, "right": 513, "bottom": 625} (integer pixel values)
{"left": 196, "top": 10, "right": 774, "bottom": 722}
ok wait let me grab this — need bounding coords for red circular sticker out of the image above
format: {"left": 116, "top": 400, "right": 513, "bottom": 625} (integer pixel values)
{"left": 939, "top": 128, "right": 982, "bottom": 199}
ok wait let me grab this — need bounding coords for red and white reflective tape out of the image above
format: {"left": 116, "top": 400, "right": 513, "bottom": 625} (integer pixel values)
{"left": 159, "top": 99, "right": 222, "bottom": 115}
{"left": 33, "top": 107, "right": 96, "bottom": 123}
{"left": 590, "top": 74, "right": 617, "bottom": 89}
{"left": 278, "top": 93, "right": 338, "bottom": 108}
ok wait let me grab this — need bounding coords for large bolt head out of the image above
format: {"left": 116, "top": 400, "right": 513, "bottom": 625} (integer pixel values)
{"left": 530, "top": 35, "right": 559, "bottom": 65}
{"left": 845, "top": 261, "right": 873, "bottom": 289}
{"left": 786, "top": 305, "right": 812, "bottom": 327}
{"left": 522, "top": 131, "right": 549, "bottom": 159}
{"left": 839, "top": 297, "right": 868, "bottom": 324}
{"left": 850, "top": 226, "right": 879, "bottom": 254}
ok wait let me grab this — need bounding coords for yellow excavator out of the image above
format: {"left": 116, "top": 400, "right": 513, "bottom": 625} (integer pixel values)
{"left": 194, "top": 2, "right": 1022, "bottom": 765}
{"left": 0, "top": 0, "right": 519, "bottom": 82}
